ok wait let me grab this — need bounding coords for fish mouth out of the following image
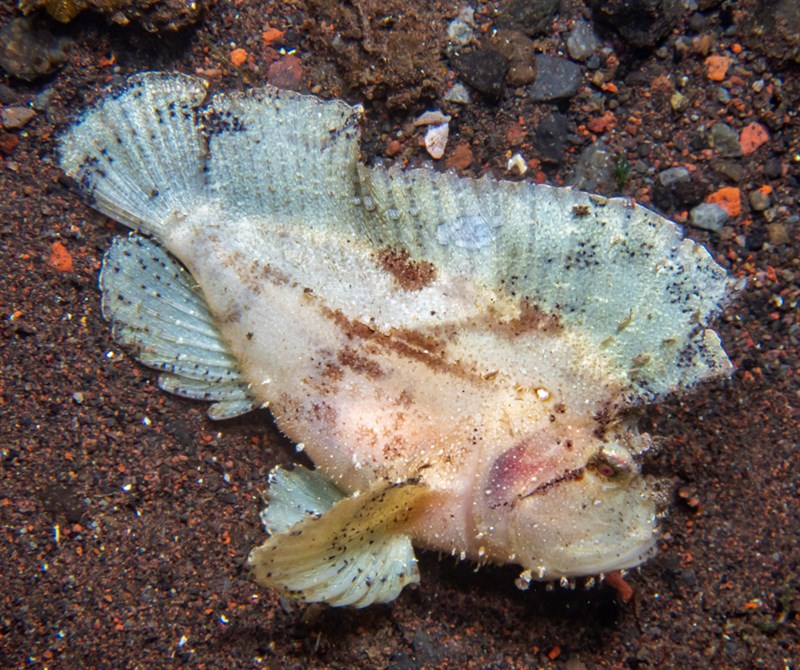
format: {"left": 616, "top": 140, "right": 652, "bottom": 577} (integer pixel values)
{"left": 530, "top": 534, "right": 659, "bottom": 581}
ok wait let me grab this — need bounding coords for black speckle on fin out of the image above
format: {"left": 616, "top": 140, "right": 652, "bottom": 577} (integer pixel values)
{"left": 99, "top": 234, "right": 256, "bottom": 420}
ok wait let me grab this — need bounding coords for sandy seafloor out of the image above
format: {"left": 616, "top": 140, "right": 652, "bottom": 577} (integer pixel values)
{"left": 1, "top": 1, "right": 798, "bottom": 668}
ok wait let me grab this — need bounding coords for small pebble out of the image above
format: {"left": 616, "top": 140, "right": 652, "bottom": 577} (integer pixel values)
{"left": 710, "top": 122, "right": 742, "bottom": 158}
{"left": 714, "top": 160, "right": 744, "bottom": 183}
{"left": 0, "top": 17, "right": 70, "bottom": 81}
{"left": 443, "top": 82, "right": 470, "bottom": 104}
{"left": 568, "top": 140, "right": 613, "bottom": 192}
{"left": 657, "top": 166, "right": 690, "bottom": 188}
{"left": 690, "top": 202, "right": 729, "bottom": 232}
{"left": 670, "top": 91, "right": 688, "bottom": 111}
{"left": 1, "top": 106, "right": 35, "bottom": 130}
{"left": 705, "top": 55, "right": 730, "bottom": 81}
{"left": 749, "top": 188, "right": 771, "bottom": 212}
{"left": 566, "top": 21, "right": 600, "bottom": 62}
{"left": 267, "top": 55, "right": 304, "bottom": 91}
{"left": 763, "top": 157, "right": 783, "bottom": 179}
{"left": 447, "top": 6, "right": 476, "bottom": 45}
{"left": 414, "top": 110, "right": 451, "bottom": 127}
{"left": 445, "top": 142, "right": 473, "bottom": 171}
{"left": 766, "top": 223, "right": 789, "bottom": 246}
{"left": 739, "top": 122, "right": 769, "bottom": 155}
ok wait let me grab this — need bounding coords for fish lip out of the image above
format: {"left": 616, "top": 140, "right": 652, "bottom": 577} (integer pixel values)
{"left": 555, "top": 535, "right": 659, "bottom": 579}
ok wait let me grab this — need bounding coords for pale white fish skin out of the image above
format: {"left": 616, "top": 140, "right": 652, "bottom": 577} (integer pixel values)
{"left": 165, "top": 202, "right": 656, "bottom": 576}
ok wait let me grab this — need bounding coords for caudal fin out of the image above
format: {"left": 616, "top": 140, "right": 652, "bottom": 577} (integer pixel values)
{"left": 58, "top": 72, "right": 209, "bottom": 238}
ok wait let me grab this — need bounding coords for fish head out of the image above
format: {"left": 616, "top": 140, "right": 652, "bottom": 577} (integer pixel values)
{"left": 478, "top": 431, "right": 658, "bottom": 580}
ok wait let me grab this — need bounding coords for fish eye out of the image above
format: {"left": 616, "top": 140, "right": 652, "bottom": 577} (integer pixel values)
{"left": 587, "top": 450, "right": 631, "bottom": 480}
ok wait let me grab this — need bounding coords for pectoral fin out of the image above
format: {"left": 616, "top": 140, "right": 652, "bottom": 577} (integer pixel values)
{"left": 249, "top": 466, "right": 429, "bottom": 608}
{"left": 100, "top": 235, "right": 256, "bottom": 420}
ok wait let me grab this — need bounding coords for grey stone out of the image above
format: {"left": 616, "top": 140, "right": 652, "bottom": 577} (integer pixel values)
{"left": 568, "top": 140, "right": 613, "bottom": 192}
{"left": 690, "top": 202, "right": 729, "bottom": 232}
{"left": 447, "top": 7, "right": 476, "bottom": 46}
{"left": 567, "top": 21, "right": 601, "bottom": 61}
{"left": 657, "top": 166, "right": 690, "bottom": 188}
{"left": 714, "top": 160, "right": 744, "bottom": 183}
{"left": 710, "top": 122, "right": 742, "bottom": 158}
{"left": 529, "top": 55, "right": 582, "bottom": 101}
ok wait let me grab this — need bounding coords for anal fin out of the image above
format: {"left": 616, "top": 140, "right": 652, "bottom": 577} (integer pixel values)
{"left": 99, "top": 235, "right": 256, "bottom": 420}
{"left": 249, "top": 466, "right": 429, "bottom": 608}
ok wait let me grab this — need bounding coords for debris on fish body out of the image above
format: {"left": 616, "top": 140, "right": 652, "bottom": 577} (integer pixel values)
{"left": 59, "top": 72, "right": 738, "bottom": 608}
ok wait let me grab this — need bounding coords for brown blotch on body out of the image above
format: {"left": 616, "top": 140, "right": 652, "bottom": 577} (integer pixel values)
{"left": 338, "top": 346, "right": 384, "bottom": 379}
{"left": 376, "top": 246, "right": 437, "bottom": 291}
{"left": 495, "top": 299, "right": 563, "bottom": 338}
{"left": 322, "top": 306, "right": 485, "bottom": 383}
{"left": 321, "top": 361, "right": 344, "bottom": 382}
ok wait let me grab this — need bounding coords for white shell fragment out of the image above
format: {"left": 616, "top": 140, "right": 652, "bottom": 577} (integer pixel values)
{"left": 507, "top": 152, "right": 528, "bottom": 176}
{"left": 413, "top": 110, "right": 452, "bottom": 127}
{"left": 423, "top": 122, "right": 450, "bottom": 159}
{"left": 414, "top": 110, "right": 452, "bottom": 160}
{"left": 59, "top": 73, "right": 738, "bottom": 608}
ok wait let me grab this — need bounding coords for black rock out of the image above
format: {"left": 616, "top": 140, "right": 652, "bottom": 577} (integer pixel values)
{"left": 764, "top": 157, "right": 783, "bottom": 179}
{"left": 498, "top": 0, "right": 559, "bottom": 36}
{"left": 652, "top": 168, "right": 709, "bottom": 211}
{"left": 453, "top": 48, "right": 509, "bottom": 100}
{"left": 0, "top": 16, "right": 70, "bottom": 81}
{"left": 532, "top": 112, "right": 569, "bottom": 164}
{"left": 737, "top": 0, "right": 800, "bottom": 63}
{"left": 590, "top": 0, "right": 682, "bottom": 49}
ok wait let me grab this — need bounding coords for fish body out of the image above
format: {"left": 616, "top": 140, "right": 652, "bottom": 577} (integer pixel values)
{"left": 59, "top": 73, "right": 736, "bottom": 607}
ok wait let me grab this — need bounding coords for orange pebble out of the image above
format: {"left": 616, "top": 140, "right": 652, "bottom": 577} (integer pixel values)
{"left": 705, "top": 55, "right": 730, "bottom": 82}
{"left": 230, "top": 48, "right": 248, "bottom": 67}
{"left": 262, "top": 27, "right": 284, "bottom": 46}
{"left": 49, "top": 241, "right": 73, "bottom": 272}
{"left": 739, "top": 122, "right": 769, "bottom": 155}
{"left": 707, "top": 186, "right": 741, "bottom": 218}
{"left": 731, "top": 43, "right": 743, "bottom": 54}
{"left": 605, "top": 571, "right": 635, "bottom": 603}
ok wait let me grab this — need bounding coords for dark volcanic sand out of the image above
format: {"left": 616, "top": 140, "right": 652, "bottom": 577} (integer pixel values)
{"left": 1, "top": 1, "right": 798, "bottom": 668}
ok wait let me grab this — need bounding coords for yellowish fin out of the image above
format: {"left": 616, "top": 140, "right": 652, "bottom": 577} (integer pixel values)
{"left": 249, "top": 466, "right": 430, "bottom": 608}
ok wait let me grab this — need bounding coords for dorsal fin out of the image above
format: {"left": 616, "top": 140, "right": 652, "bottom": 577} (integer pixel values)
{"left": 203, "top": 85, "right": 363, "bottom": 225}
{"left": 356, "top": 165, "right": 737, "bottom": 401}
